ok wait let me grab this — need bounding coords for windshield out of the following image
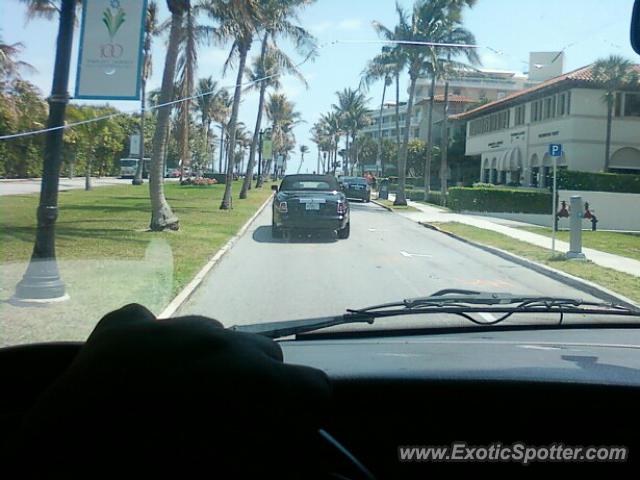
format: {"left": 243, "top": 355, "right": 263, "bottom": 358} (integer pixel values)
{"left": 1, "top": 0, "right": 639, "bottom": 347}
{"left": 280, "top": 175, "right": 339, "bottom": 191}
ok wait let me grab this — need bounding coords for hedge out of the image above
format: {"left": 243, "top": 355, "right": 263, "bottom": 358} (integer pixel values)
{"left": 203, "top": 173, "right": 227, "bottom": 184}
{"left": 448, "top": 187, "right": 552, "bottom": 214}
{"left": 557, "top": 170, "right": 640, "bottom": 194}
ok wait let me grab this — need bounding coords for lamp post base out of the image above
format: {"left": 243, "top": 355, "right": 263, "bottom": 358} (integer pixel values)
{"left": 14, "top": 259, "right": 67, "bottom": 301}
{"left": 566, "top": 251, "right": 587, "bottom": 261}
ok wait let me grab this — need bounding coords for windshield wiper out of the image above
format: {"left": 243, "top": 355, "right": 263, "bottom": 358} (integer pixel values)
{"left": 230, "top": 289, "right": 640, "bottom": 338}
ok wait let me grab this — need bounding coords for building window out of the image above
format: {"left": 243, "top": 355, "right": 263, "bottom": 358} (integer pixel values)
{"left": 615, "top": 93, "right": 623, "bottom": 116}
{"left": 453, "top": 88, "right": 462, "bottom": 95}
{"left": 514, "top": 105, "right": 525, "bottom": 126}
{"left": 558, "top": 93, "right": 566, "bottom": 116}
{"left": 566, "top": 91, "right": 571, "bottom": 115}
{"left": 624, "top": 93, "right": 640, "bottom": 117}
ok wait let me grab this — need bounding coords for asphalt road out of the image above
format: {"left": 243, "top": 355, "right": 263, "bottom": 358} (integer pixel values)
{"left": 178, "top": 200, "right": 603, "bottom": 332}
{"left": 0, "top": 177, "right": 138, "bottom": 196}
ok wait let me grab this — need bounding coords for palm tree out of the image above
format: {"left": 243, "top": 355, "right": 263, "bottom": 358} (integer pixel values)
{"left": 361, "top": 56, "right": 393, "bottom": 175}
{"left": 297, "top": 144, "right": 309, "bottom": 173}
{"left": 148, "top": 0, "right": 184, "bottom": 231}
{"left": 239, "top": 0, "right": 316, "bottom": 197}
{"left": 133, "top": 1, "right": 159, "bottom": 185}
{"left": 370, "top": 26, "right": 407, "bottom": 171}
{"left": 265, "top": 92, "right": 302, "bottom": 177}
{"left": 210, "top": 88, "right": 232, "bottom": 173}
{"left": 374, "top": 0, "right": 478, "bottom": 205}
{"left": 0, "top": 38, "right": 36, "bottom": 81}
{"left": 437, "top": 2, "right": 480, "bottom": 200}
{"left": 592, "top": 55, "right": 640, "bottom": 171}
{"left": 241, "top": 47, "right": 284, "bottom": 188}
{"left": 318, "top": 110, "right": 342, "bottom": 174}
{"left": 205, "top": 0, "right": 262, "bottom": 209}
{"left": 333, "top": 88, "right": 370, "bottom": 176}
{"left": 194, "top": 76, "right": 222, "bottom": 172}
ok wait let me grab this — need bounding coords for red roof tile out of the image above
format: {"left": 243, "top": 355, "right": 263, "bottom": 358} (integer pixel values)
{"left": 450, "top": 63, "right": 640, "bottom": 120}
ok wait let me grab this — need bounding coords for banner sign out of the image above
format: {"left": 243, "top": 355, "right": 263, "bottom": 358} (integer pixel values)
{"left": 262, "top": 138, "right": 273, "bottom": 160}
{"left": 129, "top": 134, "right": 140, "bottom": 156}
{"left": 75, "top": 0, "right": 147, "bottom": 100}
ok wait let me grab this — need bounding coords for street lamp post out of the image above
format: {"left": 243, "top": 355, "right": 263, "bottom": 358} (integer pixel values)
{"left": 15, "top": 0, "right": 75, "bottom": 301}
{"left": 218, "top": 124, "right": 225, "bottom": 173}
{"left": 257, "top": 129, "right": 263, "bottom": 187}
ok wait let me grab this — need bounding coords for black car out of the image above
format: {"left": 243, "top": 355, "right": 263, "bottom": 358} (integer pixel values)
{"left": 271, "top": 174, "right": 350, "bottom": 239}
{"left": 341, "top": 176, "right": 371, "bottom": 202}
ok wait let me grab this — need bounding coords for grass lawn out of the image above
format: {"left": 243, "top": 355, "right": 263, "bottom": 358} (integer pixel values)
{"left": 376, "top": 199, "right": 419, "bottom": 212}
{"left": 0, "top": 181, "right": 274, "bottom": 346}
{"left": 517, "top": 226, "right": 640, "bottom": 262}
{"left": 431, "top": 222, "right": 640, "bottom": 305}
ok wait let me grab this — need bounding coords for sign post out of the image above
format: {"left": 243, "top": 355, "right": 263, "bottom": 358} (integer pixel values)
{"left": 549, "top": 143, "right": 562, "bottom": 253}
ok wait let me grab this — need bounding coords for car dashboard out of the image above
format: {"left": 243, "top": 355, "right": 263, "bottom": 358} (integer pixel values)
{"left": 281, "top": 326, "right": 640, "bottom": 477}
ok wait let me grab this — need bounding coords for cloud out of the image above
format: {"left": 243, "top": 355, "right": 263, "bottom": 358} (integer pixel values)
{"left": 309, "top": 18, "right": 363, "bottom": 34}
{"left": 479, "top": 49, "right": 510, "bottom": 71}
{"left": 337, "top": 19, "right": 363, "bottom": 31}
{"left": 309, "top": 21, "right": 333, "bottom": 34}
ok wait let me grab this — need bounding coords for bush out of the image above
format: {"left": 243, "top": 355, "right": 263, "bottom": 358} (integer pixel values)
{"left": 180, "top": 177, "right": 218, "bottom": 186}
{"left": 203, "top": 173, "right": 227, "bottom": 184}
{"left": 448, "top": 187, "right": 551, "bottom": 214}
{"left": 557, "top": 170, "right": 640, "bottom": 194}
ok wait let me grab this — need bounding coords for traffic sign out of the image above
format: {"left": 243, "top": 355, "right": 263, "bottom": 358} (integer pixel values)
{"left": 549, "top": 144, "right": 563, "bottom": 157}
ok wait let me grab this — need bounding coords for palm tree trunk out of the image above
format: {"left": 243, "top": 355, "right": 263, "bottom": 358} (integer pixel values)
{"left": 343, "top": 135, "right": 350, "bottom": 176}
{"left": 604, "top": 100, "right": 613, "bottom": 171}
{"left": 395, "top": 75, "right": 417, "bottom": 206}
{"left": 241, "top": 34, "right": 269, "bottom": 198}
{"left": 440, "top": 77, "right": 450, "bottom": 203}
{"left": 220, "top": 44, "right": 249, "bottom": 210}
{"left": 85, "top": 154, "right": 92, "bottom": 191}
{"left": 148, "top": 6, "right": 181, "bottom": 231}
{"left": 376, "top": 79, "right": 387, "bottom": 176}
{"left": 424, "top": 74, "right": 436, "bottom": 196}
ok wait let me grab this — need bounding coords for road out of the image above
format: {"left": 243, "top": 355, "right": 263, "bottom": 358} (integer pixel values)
{"left": 178, "top": 200, "right": 602, "bottom": 332}
{"left": 0, "top": 177, "right": 135, "bottom": 196}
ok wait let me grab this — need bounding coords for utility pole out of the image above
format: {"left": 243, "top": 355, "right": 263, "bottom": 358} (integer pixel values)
{"left": 15, "top": 0, "right": 75, "bottom": 300}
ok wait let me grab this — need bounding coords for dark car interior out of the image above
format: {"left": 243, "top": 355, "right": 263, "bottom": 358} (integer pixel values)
{"left": 2, "top": 312, "right": 640, "bottom": 478}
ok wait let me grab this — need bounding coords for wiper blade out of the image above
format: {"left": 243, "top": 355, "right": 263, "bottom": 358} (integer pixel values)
{"left": 230, "top": 290, "right": 640, "bottom": 338}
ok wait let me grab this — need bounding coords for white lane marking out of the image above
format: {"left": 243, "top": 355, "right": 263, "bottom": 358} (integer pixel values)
{"left": 519, "top": 345, "right": 561, "bottom": 351}
{"left": 478, "top": 312, "right": 496, "bottom": 322}
{"left": 368, "top": 228, "right": 388, "bottom": 232}
{"left": 400, "top": 251, "right": 432, "bottom": 258}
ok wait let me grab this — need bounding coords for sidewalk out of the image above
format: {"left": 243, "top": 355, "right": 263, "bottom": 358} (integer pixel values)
{"left": 381, "top": 194, "right": 640, "bottom": 278}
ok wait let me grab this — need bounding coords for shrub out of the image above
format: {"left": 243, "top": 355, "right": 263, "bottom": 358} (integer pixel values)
{"left": 448, "top": 187, "right": 551, "bottom": 214}
{"left": 203, "top": 173, "right": 227, "bottom": 184}
{"left": 181, "top": 177, "right": 217, "bottom": 186}
{"left": 557, "top": 170, "right": 640, "bottom": 194}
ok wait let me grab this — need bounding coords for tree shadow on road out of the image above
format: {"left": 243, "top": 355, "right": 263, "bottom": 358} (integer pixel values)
{"left": 252, "top": 226, "right": 338, "bottom": 244}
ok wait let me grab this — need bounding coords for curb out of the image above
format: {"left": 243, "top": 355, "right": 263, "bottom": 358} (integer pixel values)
{"left": 158, "top": 193, "right": 274, "bottom": 319}
{"left": 371, "top": 199, "right": 393, "bottom": 212}
{"left": 421, "top": 222, "right": 640, "bottom": 310}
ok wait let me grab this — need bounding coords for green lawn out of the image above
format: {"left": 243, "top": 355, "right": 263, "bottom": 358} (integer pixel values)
{"left": 0, "top": 181, "right": 274, "bottom": 346}
{"left": 376, "top": 199, "right": 419, "bottom": 212}
{"left": 518, "top": 227, "right": 640, "bottom": 262}
{"left": 431, "top": 222, "right": 640, "bottom": 305}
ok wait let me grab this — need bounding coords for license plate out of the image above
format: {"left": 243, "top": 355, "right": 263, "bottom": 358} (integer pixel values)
{"left": 305, "top": 203, "right": 320, "bottom": 211}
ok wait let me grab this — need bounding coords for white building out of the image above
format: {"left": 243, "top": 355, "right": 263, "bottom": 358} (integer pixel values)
{"left": 451, "top": 63, "right": 640, "bottom": 187}
{"left": 359, "top": 102, "right": 422, "bottom": 142}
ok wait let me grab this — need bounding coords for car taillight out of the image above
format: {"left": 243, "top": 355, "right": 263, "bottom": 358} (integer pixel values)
{"left": 277, "top": 201, "right": 288, "bottom": 213}
{"left": 337, "top": 202, "right": 347, "bottom": 214}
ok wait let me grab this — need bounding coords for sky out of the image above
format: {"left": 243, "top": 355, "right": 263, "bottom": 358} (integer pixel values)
{"left": 1, "top": 0, "right": 638, "bottom": 174}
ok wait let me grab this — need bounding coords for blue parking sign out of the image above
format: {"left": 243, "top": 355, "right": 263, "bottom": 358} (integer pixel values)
{"left": 549, "top": 144, "right": 563, "bottom": 157}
